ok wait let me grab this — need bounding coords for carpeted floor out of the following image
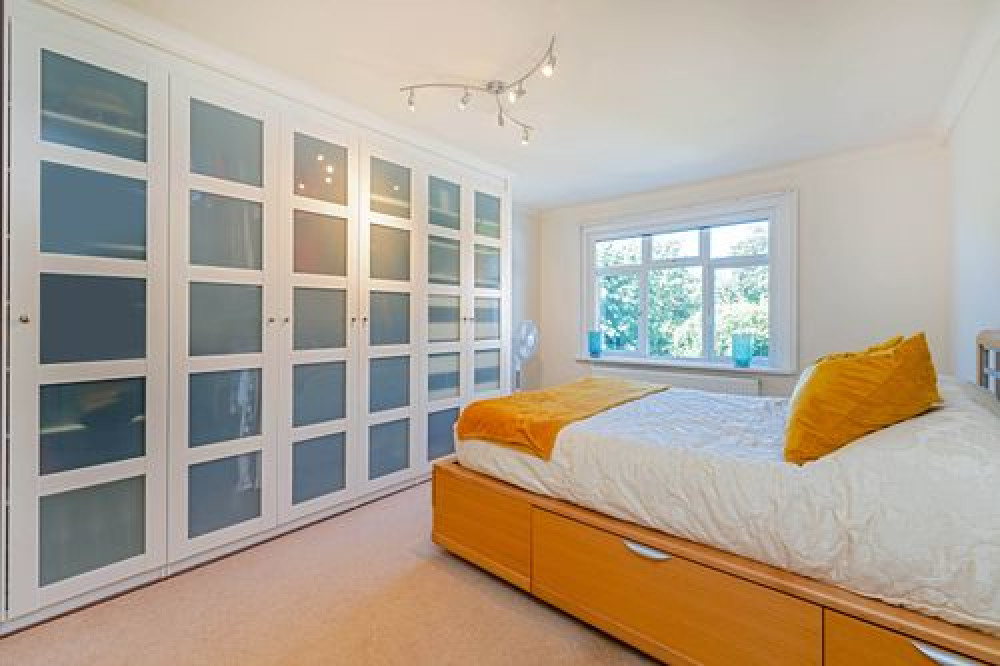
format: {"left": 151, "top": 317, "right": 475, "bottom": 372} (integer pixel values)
{"left": 0, "top": 481, "right": 653, "bottom": 665}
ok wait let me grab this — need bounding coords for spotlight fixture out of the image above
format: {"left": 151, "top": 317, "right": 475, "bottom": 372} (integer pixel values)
{"left": 400, "top": 36, "right": 555, "bottom": 143}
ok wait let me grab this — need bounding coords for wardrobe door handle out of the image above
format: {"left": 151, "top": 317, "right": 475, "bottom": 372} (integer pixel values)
{"left": 910, "top": 641, "right": 978, "bottom": 666}
{"left": 623, "top": 539, "right": 672, "bottom": 562}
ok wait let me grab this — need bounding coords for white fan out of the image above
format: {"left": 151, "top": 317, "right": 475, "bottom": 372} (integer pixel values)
{"left": 514, "top": 320, "right": 539, "bottom": 390}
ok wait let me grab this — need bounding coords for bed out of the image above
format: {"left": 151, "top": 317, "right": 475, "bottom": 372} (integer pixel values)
{"left": 432, "top": 333, "right": 1000, "bottom": 665}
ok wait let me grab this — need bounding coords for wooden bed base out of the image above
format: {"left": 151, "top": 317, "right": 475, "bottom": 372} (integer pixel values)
{"left": 432, "top": 460, "right": 1000, "bottom": 665}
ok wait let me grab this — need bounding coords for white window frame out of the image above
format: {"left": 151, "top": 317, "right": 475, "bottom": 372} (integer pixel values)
{"left": 580, "top": 191, "right": 797, "bottom": 374}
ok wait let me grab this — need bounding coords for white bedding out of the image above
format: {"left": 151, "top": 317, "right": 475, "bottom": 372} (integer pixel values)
{"left": 456, "top": 377, "right": 1000, "bottom": 636}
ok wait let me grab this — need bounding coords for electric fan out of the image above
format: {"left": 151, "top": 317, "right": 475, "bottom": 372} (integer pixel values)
{"left": 514, "top": 320, "right": 539, "bottom": 390}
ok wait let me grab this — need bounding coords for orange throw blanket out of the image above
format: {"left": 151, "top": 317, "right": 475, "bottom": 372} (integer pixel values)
{"left": 455, "top": 378, "right": 668, "bottom": 460}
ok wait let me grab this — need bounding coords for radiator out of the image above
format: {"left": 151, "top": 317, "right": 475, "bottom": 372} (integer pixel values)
{"left": 588, "top": 365, "right": 761, "bottom": 396}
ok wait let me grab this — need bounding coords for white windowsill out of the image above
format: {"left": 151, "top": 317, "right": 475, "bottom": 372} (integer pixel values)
{"left": 576, "top": 355, "right": 796, "bottom": 376}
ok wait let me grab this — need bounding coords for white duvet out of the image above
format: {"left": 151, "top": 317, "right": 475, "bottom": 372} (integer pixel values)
{"left": 456, "top": 377, "right": 1000, "bottom": 636}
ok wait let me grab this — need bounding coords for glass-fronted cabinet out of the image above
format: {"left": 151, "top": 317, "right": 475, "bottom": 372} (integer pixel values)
{"left": 7, "top": 33, "right": 168, "bottom": 618}
{"left": 166, "top": 75, "right": 278, "bottom": 561}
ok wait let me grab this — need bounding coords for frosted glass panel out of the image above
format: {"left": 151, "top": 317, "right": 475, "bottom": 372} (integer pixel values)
{"left": 189, "top": 369, "right": 261, "bottom": 447}
{"left": 41, "top": 274, "right": 145, "bottom": 364}
{"left": 369, "top": 356, "right": 409, "bottom": 412}
{"left": 40, "top": 378, "right": 145, "bottom": 475}
{"left": 294, "top": 288, "right": 346, "bottom": 350}
{"left": 294, "top": 210, "right": 346, "bottom": 276}
{"left": 369, "top": 419, "right": 409, "bottom": 480}
{"left": 428, "top": 176, "right": 460, "bottom": 229}
{"left": 475, "top": 349, "right": 501, "bottom": 393}
{"left": 41, "top": 162, "right": 146, "bottom": 260}
{"left": 428, "top": 295, "right": 460, "bottom": 342}
{"left": 189, "top": 283, "right": 261, "bottom": 356}
{"left": 475, "top": 244, "right": 501, "bottom": 289}
{"left": 41, "top": 50, "right": 147, "bottom": 162}
{"left": 370, "top": 224, "right": 410, "bottom": 281}
{"left": 40, "top": 476, "right": 145, "bottom": 585}
{"left": 428, "top": 408, "right": 459, "bottom": 461}
{"left": 428, "top": 353, "right": 460, "bottom": 401}
{"left": 428, "top": 236, "right": 460, "bottom": 285}
{"left": 475, "top": 297, "right": 501, "bottom": 340}
{"left": 190, "top": 99, "right": 262, "bottom": 186}
{"left": 188, "top": 452, "right": 261, "bottom": 538}
{"left": 292, "top": 433, "right": 346, "bottom": 504}
{"left": 190, "top": 191, "right": 262, "bottom": 270}
{"left": 294, "top": 132, "right": 347, "bottom": 205}
{"left": 293, "top": 361, "right": 346, "bottom": 427}
{"left": 370, "top": 157, "right": 410, "bottom": 218}
{"left": 370, "top": 291, "right": 409, "bottom": 346}
{"left": 475, "top": 191, "right": 501, "bottom": 238}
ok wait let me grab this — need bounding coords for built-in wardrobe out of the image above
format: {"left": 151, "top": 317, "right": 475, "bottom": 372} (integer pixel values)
{"left": 2, "top": 0, "right": 511, "bottom": 629}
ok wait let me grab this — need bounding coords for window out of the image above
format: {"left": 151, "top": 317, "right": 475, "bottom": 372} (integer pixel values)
{"left": 583, "top": 192, "right": 796, "bottom": 372}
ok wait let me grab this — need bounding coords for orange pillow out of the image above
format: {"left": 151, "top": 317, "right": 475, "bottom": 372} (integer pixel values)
{"left": 784, "top": 333, "right": 941, "bottom": 464}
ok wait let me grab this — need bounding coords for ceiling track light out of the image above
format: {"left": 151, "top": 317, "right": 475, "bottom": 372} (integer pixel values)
{"left": 400, "top": 35, "right": 555, "bottom": 144}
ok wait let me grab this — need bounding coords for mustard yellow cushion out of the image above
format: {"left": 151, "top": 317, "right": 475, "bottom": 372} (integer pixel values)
{"left": 788, "top": 335, "right": 906, "bottom": 410}
{"left": 784, "top": 333, "right": 941, "bottom": 465}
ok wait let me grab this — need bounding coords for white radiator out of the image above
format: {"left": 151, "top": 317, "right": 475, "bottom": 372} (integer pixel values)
{"left": 589, "top": 365, "right": 761, "bottom": 396}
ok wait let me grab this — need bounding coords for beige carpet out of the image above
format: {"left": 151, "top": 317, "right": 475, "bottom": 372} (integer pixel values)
{"left": 1, "top": 482, "right": 653, "bottom": 665}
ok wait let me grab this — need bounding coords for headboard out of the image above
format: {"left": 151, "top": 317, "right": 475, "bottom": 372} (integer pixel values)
{"left": 977, "top": 329, "right": 1000, "bottom": 399}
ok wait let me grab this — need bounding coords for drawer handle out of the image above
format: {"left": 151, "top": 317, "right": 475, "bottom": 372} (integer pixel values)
{"left": 623, "top": 539, "right": 672, "bottom": 562}
{"left": 911, "top": 640, "right": 979, "bottom": 666}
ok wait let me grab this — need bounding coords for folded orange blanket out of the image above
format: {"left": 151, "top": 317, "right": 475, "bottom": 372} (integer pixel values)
{"left": 455, "top": 377, "right": 668, "bottom": 460}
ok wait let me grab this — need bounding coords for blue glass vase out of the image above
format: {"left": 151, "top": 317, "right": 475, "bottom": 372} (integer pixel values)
{"left": 587, "top": 330, "right": 602, "bottom": 358}
{"left": 731, "top": 333, "right": 755, "bottom": 368}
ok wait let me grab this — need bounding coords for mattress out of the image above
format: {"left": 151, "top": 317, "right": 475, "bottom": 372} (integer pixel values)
{"left": 456, "top": 377, "right": 1000, "bottom": 636}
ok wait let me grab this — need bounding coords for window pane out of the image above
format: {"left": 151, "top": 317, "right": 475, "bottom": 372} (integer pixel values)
{"left": 370, "top": 291, "right": 409, "bottom": 346}
{"left": 370, "top": 157, "right": 411, "bottom": 219}
{"left": 595, "top": 237, "right": 641, "bottom": 267}
{"left": 652, "top": 229, "right": 699, "bottom": 261}
{"left": 428, "top": 235, "right": 460, "bottom": 285}
{"left": 41, "top": 50, "right": 147, "bottom": 162}
{"left": 40, "top": 476, "right": 145, "bottom": 585}
{"left": 370, "top": 224, "right": 410, "bottom": 281}
{"left": 369, "top": 356, "right": 410, "bottom": 412}
{"left": 648, "top": 267, "right": 703, "bottom": 358}
{"left": 41, "top": 274, "right": 146, "bottom": 364}
{"left": 474, "top": 349, "right": 501, "bottom": 393}
{"left": 294, "top": 210, "right": 346, "bottom": 276}
{"left": 190, "top": 99, "right": 262, "bottom": 186}
{"left": 41, "top": 162, "right": 146, "bottom": 260}
{"left": 428, "top": 295, "right": 460, "bottom": 342}
{"left": 189, "top": 369, "right": 261, "bottom": 447}
{"left": 714, "top": 266, "right": 770, "bottom": 358}
{"left": 474, "top": 244, "right": 501, "bottom": 289}
{"left": 428, "top": 352, "right": 460, "bottom": 401}
{"left": 294, "top": 288, "right": 346, "bottom": 350}
{"left": 475, "top": 297, "right": 500, "bottom": 340}
{"left": 40, "top": 378, "right": 145, "bottom": 475}
{"left": 428, "top": 408, "right": 459, "bottom": 461}
{"left": 294, "top": 132, "right": 347, "bottom": 205}
{"left": 598, "top": 274, "right": 639, "bottom": 352}
{"left": 293, "top": 361, "right": 346, "bottom": 427}
{"left": 369, "top": 418, "right": 409, "bottom": 479}
{"left": 189, "top": 283, "right": 262, "bottom": 356}
{"left": 188, "top": 452, "right": 261, "bottom": 538}
{"left": 710, "top": 220, "right": 769, "bottom": 258}
{"left": 189, "top": 191, "right": 262, "bottom": 270}
{"left": 475, "top": 191, "right": 501, "bottom": 238}
{"left": 429, "top": 176, "right": 460, "bottom": 229}
{"left": 293, "top": 433, "right": 346, "bottom": 504}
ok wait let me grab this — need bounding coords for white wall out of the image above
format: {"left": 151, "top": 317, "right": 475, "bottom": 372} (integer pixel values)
{"left": 511, "top": 205, "right": 542, "bottom": 388}
{"left": 534, "top": 139, "right": 953, "bottom": 396}
{"left": 949, "top": 40, "right": 1000, "bottom": 382}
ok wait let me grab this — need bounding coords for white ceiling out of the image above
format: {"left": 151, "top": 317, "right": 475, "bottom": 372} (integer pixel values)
{"left": 115, "top": 0, "right": 988, "bottom": 209}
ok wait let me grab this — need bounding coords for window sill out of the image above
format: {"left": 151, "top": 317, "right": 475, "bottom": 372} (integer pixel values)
{"left": 575, "top": 355, "right": 796, "bottom": 376}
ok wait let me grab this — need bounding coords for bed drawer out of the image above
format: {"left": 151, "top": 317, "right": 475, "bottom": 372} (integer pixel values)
{"left": 531, "top": 508, "right": 822, "bottom": 665}
{"left": 825, "top": 610, "right": 986, "bottom": 665}
{"left": 431, "top": 464, "right": 532, "bottom": 590}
